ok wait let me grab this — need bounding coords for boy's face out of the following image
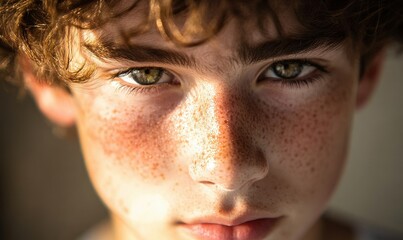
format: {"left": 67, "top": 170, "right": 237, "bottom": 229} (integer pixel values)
{"left": 30, "top": 2, "right": 379, "bottom": 240}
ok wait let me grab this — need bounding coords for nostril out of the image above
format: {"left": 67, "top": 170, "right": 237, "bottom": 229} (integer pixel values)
{"left": 199, "top": 181, "right": 214, "bottom": 185}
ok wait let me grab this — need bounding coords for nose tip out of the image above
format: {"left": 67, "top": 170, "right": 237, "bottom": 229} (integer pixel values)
{"left": 189, "top": 149, "right": 269, "bottom": 191}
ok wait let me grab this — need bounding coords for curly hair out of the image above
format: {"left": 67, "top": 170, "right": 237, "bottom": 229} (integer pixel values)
{"left": 0, "top": 0, "right": 402, "bottom": 87}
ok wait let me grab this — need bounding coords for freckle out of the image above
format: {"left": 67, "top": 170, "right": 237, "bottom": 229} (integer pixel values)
{"left": 152, "top": 162, "right": 160, "bottom": 170}
{"left": 218, "top": 208, "right": 227, "bottom": 215}
{"left": 310, "top": 167, "right": 316, "bottom": 173}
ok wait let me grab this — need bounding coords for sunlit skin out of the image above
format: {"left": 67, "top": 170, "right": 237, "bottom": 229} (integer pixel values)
{"left": 24, "top": 2, "right": 381, "bottom": 240}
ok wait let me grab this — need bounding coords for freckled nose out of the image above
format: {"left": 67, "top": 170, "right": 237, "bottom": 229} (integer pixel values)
{"left": 187, "top": 85, "right": 269, "bottom": 191}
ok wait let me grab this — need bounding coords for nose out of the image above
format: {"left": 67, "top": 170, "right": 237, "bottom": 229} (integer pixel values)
{"left": 187, "top": 85, "right": 269, "bottom": 191}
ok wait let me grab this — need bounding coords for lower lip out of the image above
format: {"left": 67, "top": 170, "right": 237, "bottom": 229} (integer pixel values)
{"left": 180, "top": 218, "right": 278, "bottom": 240}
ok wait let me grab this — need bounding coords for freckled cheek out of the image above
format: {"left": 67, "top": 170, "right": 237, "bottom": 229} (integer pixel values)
{"left": 76, "top": 101, "right": 180, "bottom": 184}
{"left": 261, "top": 90, "right": 355, "bottom": 202}
{"left": 73, "top": 100, "right": 186, "bottom": 221}
{"left": 277, "top": 115, "right": 345, "bottom": 173}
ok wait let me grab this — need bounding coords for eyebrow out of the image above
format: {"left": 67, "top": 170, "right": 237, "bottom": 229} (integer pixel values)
{"left": 84, "top": 41, "right": 197, "bottom": 68}
{"left": 83, "top": 34, "right": 345, "bottom": 68}
{"left": 238, "top": 34, "right": 346, "bottom": 64}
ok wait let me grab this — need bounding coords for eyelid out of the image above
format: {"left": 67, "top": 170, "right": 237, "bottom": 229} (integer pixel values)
{"left": 114, "top": 67, "right": 163, "bottom": 79}
{"left": 269, "top": 59, "right": 328, "bottom": 72}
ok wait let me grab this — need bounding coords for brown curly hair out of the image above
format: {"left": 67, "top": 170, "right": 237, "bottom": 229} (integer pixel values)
{"left": 0, "top": 0, "right": 402, "bottom": 87}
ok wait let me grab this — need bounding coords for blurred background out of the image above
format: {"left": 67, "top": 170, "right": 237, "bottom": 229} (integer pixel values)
{"left": 0, "top": 48, "right": 402, "bottom": 239}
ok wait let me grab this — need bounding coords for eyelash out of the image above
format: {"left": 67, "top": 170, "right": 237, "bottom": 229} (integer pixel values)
{"left": 113, "top": 82, "right": 168, "bottom": 95}
{"left": 111, "top": 59, "right": 328, "bottom": 94}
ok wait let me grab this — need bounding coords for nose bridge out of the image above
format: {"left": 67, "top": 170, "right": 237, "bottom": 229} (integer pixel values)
{"left": 188, "top": 84, "right": 268, "bottom": 191}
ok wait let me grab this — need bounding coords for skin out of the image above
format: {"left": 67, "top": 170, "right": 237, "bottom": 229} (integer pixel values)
{"left": 23, "top": 2, "right": 383, "bottom": 240}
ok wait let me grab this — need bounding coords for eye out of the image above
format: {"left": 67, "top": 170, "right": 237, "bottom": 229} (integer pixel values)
{"left": 264, "top": 60, "right": 317, "bottom": 80}
{"left": 117, "top": 67, "right": 173, "bottom": 86}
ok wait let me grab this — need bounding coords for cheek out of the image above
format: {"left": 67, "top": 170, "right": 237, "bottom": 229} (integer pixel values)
{"left": 259, "top": 85, "right": 355, "bottom": 207}
{"left": 77, "top": 96, "right": 180, "bottom": 181}
{"left": 72, "top": 90, "right": 185, "bottom": 219}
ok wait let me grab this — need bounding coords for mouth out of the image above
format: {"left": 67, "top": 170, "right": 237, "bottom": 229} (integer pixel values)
{"left": 178, "top": 217, "right": 280, "bottom": 240}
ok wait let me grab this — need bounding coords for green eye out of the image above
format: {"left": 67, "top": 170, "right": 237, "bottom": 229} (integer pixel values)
{"left": 260, "top": 59, "right": 327, "bottom": 88}
{"left": 119, "top": 67, "right": 164, "bottom": 85}
{"left": 272, "top": 61, "right": 305, "bottom": 79}
{"left": 263, "top": 60, "right": 317, "bottom": 80}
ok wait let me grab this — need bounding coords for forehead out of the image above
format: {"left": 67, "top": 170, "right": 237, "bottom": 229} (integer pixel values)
{"left": 83, "top": 0, "right": 302, "bottom": 47}
{"left": 76, "top": 0, "right": 349, "bottom": 77}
